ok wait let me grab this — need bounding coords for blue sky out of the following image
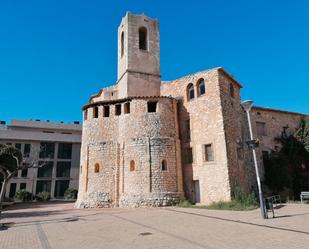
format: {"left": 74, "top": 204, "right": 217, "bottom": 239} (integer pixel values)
{"left": 0, "top": 0, "right": 308, "bottom": 123}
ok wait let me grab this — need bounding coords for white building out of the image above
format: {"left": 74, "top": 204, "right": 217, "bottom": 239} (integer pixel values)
{"left": 0, "top": 119, "right": 82, "bottom": 199}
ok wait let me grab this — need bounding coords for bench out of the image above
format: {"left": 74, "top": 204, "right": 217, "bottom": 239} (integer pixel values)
{"left": 300, "top": 192, "right": 309, "bottom": 203}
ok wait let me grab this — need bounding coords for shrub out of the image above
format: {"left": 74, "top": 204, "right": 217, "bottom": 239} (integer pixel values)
{"left": 36, "top": 191, "right": 50, "bottom": 201}
{"left": 64, "top": 188, "right": 78, "bottom": 200}
{"left": 232, "top": 186, "right": 258, "bottom": 207}
{"left": 177, "top": 199, "right": 194, "bottom": 208}
{"left": 15, "top": 189, "right": 32, "bottom": 202}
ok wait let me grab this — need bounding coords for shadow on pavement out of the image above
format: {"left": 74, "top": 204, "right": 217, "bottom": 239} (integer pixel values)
{"left": 166, "top": 208, "right": 309, "bottom": 235}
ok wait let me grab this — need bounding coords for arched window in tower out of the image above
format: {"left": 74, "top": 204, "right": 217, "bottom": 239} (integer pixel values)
{"left": 187, "top": 83, "right": 195, "bottom": 101}
{"left": 161, "top": 160, "right": 167, "bottom": 171}
{"left": 197, "top": 78, "right": 206, "bottom": 96}
{"left": 139, "top": 27, "right": 148, "bottom": 50}
{"left": 230, "top": 83, "right": 235, "bottom": 98}
{"left": 94, "top": 163, "right": 100, "bottom": 173}
{"left": 130, "top": 160, "right": 135, "bottom": 171}
{"left": 121, "top": 31, "right": 124, "bottom": 58}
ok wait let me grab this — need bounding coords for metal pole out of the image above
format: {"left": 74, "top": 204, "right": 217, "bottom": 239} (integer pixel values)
{"left": 245, "top": 110, "right": 266, "bottom": 219}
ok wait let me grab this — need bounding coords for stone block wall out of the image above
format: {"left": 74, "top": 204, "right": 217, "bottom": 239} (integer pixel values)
{"left": 161, "top": 68, "right": 232, "bottom": 204}
{"left": 76, "top": 97, "right": 183, "bottom": 208}
{"left": 218, "top": 70, "right": 251, "bottom": 193}
{"left": 249, "top": 107, "right": 304, "bottom": 181}
{"left": 117, "top": 13, "right": 161, "bottom": 98}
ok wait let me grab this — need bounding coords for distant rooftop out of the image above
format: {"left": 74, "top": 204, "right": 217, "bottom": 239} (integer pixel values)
{"left": 0, "top": 119, "right": 82, "bottom": 130}
{"left": 0, "top": 119, "right": 82, "bottom": 143}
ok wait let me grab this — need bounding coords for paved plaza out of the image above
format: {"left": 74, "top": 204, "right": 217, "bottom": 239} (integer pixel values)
{"left": 0, "top": 202, "right": 309, "bottom": 249}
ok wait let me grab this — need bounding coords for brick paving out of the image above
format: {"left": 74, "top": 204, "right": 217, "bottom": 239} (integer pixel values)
{"left": 1, "top": 202, "right": 309, "bottom": 249}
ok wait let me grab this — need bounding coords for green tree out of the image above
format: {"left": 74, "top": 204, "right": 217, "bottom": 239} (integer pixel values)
{"left": 0, "top": 144, "right": 23, "bottom": 203}
{"left": 264, "top": 117, "right": 309, "bottom": 199}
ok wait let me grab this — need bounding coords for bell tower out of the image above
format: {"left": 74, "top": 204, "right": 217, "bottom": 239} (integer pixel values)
{"left": 117, "top": 12, "right": 161, "bottom": 98}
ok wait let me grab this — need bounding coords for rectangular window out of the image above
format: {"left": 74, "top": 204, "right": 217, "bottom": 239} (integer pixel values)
{"left": 39, "top": 142, "right": 55, "bottom": 158}
{"left": 56, "top": 162, "right": 71, "bottom": 177}
{"left": 203, "top": 144, "right": 214, "bottom": 162}
{"left": 37, "top": 161, "right": 53, "bottom": 178}
{"left": 124, "top": 102, "right": 130, "bottom": 114}
{"left": 20, "top": 183, "right": 26, "bottom": 190}
{"left": 256, "top": 122, "right": 267, "bottom": 136}
{"left": 93, "top": 106, "right": 99, "bottom": 118}
{"left": 185, "top": 147, "right": 193, "bottom": 164}
{"left": 36, "top": 180, "right": 51, "bottom": 194}
{"left": 24, "top": 144, "right": 31, "bottom": 158}
{"left": 103, "top": 106, "right": 110, "bottom": 117}
{"left": 57, "top": 143, "right": 72, "bottom": 159}
{"left": 54, "top": 180, "right": 70, "bottom": 197}
{"left": 147, "top": 101, "right": 157, "bottom": 112}
{"left": 15, "top": 143, "right": 21, "bottom": 150}
{"left": 21, "top": 168, "right": 28, "bottom": 177}
{"left": 115, "top": 104, "right": 121, "bottom": 116}
{"left": 9, "top": 183, "right": 17, "bottom": 198}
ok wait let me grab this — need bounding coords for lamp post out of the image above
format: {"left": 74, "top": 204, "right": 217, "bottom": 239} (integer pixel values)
{"left": 241, "top": 100, "right": 266, "bottom": 219}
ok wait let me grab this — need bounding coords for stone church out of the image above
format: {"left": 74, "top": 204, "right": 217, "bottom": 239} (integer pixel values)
{"left": 75, "top": 12, "right": 306, "bottom": 208}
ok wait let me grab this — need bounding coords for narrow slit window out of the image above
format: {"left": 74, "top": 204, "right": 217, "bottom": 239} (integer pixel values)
{"left": 130, "top": 160, "right": 135, "bottom": 171}
{"left": 115, "top": 104, "right": 121, "bottom": 116}
{"left": 94, "top": 163, "right": 100, "bottom": 173}
{"left": 121, "top": 31, "right": 124, "bottom": 57}
{"left": 147, "top": 101, "right": 157, "bottom": 113}
{"left": 124, "top": 102, "right": 130, "bottom": 114}
{"left": 103, "top": 106, "right": 110, "bottom": 117}
{"left": 161, "top": 160, "right": 167, "bottom": 171}
{"left": 139, "top": 27, "right": 148, "bottom": 50}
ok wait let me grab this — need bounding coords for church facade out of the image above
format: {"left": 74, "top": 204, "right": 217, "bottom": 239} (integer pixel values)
{"left": 75, "top": 13, "right": 305, "bottom": 208}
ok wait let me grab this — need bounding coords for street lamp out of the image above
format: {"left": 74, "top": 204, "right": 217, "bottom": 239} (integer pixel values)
{"left": 241, "top": 100, "right": 266, "bottom": 219}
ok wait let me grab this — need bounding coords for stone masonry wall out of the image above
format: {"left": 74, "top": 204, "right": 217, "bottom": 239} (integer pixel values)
{"left": 117, "top": 13, "right": 161, "bottom": 98}
{"left": 250, "top": 107, "right": 304, "bottom": 181}
{"left": 161, "top": 68, "right": 231, "bottom": 204}
{"left": 218, "top": 71, "right": 251, "bottom": 193}
{"left": 76, "top": 97, "right": 183, "bottom": 208}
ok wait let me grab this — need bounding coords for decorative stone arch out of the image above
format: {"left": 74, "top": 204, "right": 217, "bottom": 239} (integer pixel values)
{"left": 94, "top": 163, "right": 100, "bottom": 173}
{"left": 196, "top": 78, "right": 206, "bottom": 97}
{"left": 161, "top": 159, "right": 167, "bottom": 171}
{"left": 138, "top": 27, "right": 148, "bottom": 50}
{"left": 129, "top": 160, "right": 136, "bottom": 171}
{"left": 187, "top": 83, "right": 195, "bottom": 101}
